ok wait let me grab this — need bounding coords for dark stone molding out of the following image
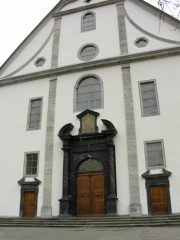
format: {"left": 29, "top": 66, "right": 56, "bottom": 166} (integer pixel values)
{"left": 76, "top": 109, "right": 99, "bottom": 119}
{"left": 18, "top": 178, "right": 41, "bottom": 217}
{"left": 18, "top": 177, "right": 41, "bottom": 186}
{"left": 1, "top": 46, "right": 180, "bottom": 86}
{"left": 58, "top": 123, "right": 74, "bottom": 140}
{"left": 102, "top": 119, "right": 117, "bottom": 137}
{"left": 142, "top": 169, "right": 172, "bottom": 179}
{"left": 58, "top": 112, "right": 118, "bottom": 216}
{"left": 142, "top": 169, "right": 172, "bottom": 215}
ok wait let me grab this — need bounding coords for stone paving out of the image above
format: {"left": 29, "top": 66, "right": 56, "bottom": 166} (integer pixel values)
{"left": 0, "top": 227, "right": 180, "bottom": 240}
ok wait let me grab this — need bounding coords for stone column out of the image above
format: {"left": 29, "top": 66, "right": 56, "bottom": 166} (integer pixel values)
{"left": 59, "top": 138, "right": 72, "bottom": 216}
{"left": 41, "top": 17, "right": 61, "bottom": 218}
{"left": 117, "top": 2, "right": 142, "bottom": 216}
{"left": 106, "top": 138, "right": 118, "bottom": 215}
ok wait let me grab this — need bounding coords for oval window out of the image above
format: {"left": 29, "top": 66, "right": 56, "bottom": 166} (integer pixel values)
{"left": 134, "top": 37, "right": 149, "bottom": 48}
{"left": 79, "top": 44, "right": 99, "bottom": 61}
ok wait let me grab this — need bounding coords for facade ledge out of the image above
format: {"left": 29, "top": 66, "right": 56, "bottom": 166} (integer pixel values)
{"left": 0, "top": 46, "right": 180, "bottom": 87}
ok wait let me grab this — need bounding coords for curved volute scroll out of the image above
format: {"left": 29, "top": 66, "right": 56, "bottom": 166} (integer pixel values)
{"left": 58, "top": 123, "right": 74, "bottom": 140}
{"left": 101, "top": 119, "right": 117, "bottom": 137}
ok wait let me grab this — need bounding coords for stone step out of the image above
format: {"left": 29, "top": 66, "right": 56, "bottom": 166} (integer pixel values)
{"left": 0, "top": 215, "right": 180, "bottom": 228}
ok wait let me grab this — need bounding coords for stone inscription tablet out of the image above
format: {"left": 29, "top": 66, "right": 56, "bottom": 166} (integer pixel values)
{"left": 82, "top": 114, "right": 95, "bottom": 133}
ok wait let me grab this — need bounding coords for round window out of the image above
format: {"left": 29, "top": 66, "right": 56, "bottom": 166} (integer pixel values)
{"left": 134, "top": 37, "right": 149, "bottom": 48}
{"left": 78, "top": 44, "right": 99, "bottom": 61}
{"left": 34, "top": 57, "right": 46, "bottom": 67}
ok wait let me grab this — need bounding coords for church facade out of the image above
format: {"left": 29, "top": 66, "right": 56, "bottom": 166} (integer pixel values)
{"left": 0, "top": 0, "right": 180, "bottom": 218}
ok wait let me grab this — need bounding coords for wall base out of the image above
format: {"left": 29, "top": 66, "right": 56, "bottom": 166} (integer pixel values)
{"left": 41, "top": 206, "right": 52, "bottom": 218}
{"left": 129, "top": 203, "right": 142, "bottom": 216}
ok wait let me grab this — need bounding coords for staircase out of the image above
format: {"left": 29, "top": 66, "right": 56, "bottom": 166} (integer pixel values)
{"left": 0, "top": 215, "right": 180, "bottom": 228}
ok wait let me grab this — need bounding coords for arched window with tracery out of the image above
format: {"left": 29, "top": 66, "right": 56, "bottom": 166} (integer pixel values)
{"left": 74, "top": 75, "right": 103, "bottom": 112}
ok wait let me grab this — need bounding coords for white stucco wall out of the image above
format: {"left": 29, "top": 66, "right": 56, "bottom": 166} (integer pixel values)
{"left": 0, "top": 0, "right": 180, "bottom": 217}
{"left": 0, "top": 78, "right": 49, "bottom": 216}
{"left": 125, "top": 0, "right": 180, "bottom": 42}
{"left": 131, "top": 55, "right": 180, "bottom": 214}
{"left": 125, "top": 18, "right": 180, "bottom": 54}
{"left": 0, "top": 18, "right": 54, "bottom": 79}
{"left": 1, "top": 55, "right": 180, "bottom": 216}
{"left": 52, "top": 66, "right": 130, "bottom": 215}
{"left": 59, "top": 4, "right": 120, "bottom": 67}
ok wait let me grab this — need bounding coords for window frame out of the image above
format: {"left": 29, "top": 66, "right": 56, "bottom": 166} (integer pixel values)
{"left": 81, "top": 11, "right": 96, "bottom": 32}
{"left": 73, "top": 74, "right": 104, "bottom": 112}
{"left": 24, "top": 152, "right": 39, "bottom": 177}
{"left": 144, "top": 140, "right": 166, "bottom": 170}
{"left": 139, "top": 80, "right": 160, "bottom": 117}
{"left": 27, "top": 97, "right": 43, "bottom": 131}
{"left": 78, "top": 43, "right": 99, "bottom": 62}
{"left": 134, "top": 37, "right": 149, "bottom": 48}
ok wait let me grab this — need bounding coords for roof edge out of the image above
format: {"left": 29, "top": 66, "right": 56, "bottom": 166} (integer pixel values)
{"left": 0, "top": 1, "right": 62, "bottom": 71}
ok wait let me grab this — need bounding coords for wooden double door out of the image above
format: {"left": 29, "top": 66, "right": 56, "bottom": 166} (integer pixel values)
{"left": 76, "top": 172, "right": 104, "bottom": 216}
{"left": 149, "top": 185, "right": 168, "bottom": 215}
{"left": 23, "top": 191, "right": 37, "bottom": 218}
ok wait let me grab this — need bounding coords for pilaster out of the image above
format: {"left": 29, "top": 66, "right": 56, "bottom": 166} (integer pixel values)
{"left": 116, "top": 1, "right": 128, "bottom": 55}
{"left": 41, "top": 78, "right": 57, "bottom": 217}
{"left": 116, "top": 1, "right": 142, "bottom": 216}
{"left": 122, "top": 64, "right": 142, "bottom": 216}
{"left": 41, "top": 17, "right": 61, "bottom": 217}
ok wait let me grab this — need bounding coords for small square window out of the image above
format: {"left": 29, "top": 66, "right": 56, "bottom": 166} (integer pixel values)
{"left": 25, "top": 153, "right": 39, "bottom": 176}
{"left": 145, "top": 140, "right": 166, "bottom": 169}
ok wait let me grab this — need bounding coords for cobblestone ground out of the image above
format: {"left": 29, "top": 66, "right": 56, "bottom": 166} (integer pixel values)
{"left": 0, "top": 227, "right": 180, "bottom": 240}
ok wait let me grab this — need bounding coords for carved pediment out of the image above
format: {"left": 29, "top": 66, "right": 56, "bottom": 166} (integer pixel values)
{"left": 77, "top": 109, "right": 99, "bottom": 134}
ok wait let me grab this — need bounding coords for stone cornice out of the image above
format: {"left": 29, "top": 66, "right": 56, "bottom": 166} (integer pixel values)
{"left": 53, "top": 0, "right": 122, "bottom": 18}
{"left": 0, "top": 46, "right": 180, "bottom": 87}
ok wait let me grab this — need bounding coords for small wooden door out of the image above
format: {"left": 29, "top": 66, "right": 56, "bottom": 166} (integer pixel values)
{"left": 150, "top": 185, "right": 168, "bottom": 215}
{"left": 23, "top": 191, "right": 37, "bottom": 218}
{"left": 76, "top": 172, "right": 104, "bottom": 216}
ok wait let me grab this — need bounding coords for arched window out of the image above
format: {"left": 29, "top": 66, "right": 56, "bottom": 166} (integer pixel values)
{"left": 77, "top": 159, "right": 103, "bottom": 173}
{"left": 74, "top": 75, "right": 103, "bottom": 112}
{"left": 82, "top": 12, "right": 96, "bottom": 32}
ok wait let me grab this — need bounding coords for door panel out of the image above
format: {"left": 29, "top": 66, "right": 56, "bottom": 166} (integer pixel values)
{"left": 76, "top": 172, "right": 104, "bottom": 215}
{"left": 150, "top": 185, "right": 168, "bottom": 215}
{"left": 23, "top": 192, "right": 37, "bottom": 218}
{"left": 76, "top": 175, "right": 91, "bottom": 214}
{"left": 91, "top": 174, "right": 104, "bottom": 214}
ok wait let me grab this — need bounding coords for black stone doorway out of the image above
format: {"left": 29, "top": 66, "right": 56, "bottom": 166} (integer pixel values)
{"left": 58, "top": 109, "right": 118, "bottom": 217}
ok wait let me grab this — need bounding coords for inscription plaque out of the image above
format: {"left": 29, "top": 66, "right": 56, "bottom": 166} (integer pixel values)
{"left": 82, "top": 114, "right": 95, "bottom": 133}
